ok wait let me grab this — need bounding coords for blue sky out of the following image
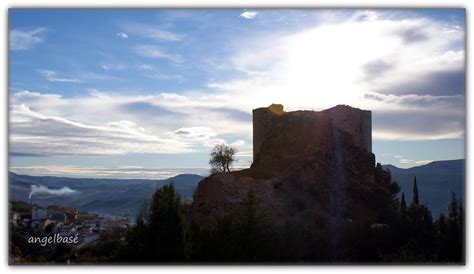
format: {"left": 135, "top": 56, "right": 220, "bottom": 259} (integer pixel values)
{"left": 9, "top": 9, "right": 465, "bottom": 178}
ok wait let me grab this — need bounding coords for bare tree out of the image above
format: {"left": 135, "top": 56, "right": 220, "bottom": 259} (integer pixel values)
{"left": 209, "top": 144, "right": 237, "bottom": 174}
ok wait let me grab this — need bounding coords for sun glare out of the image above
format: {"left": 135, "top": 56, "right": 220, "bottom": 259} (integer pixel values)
{"left": 282, "top": 19, "right": 401, "bottom": 110}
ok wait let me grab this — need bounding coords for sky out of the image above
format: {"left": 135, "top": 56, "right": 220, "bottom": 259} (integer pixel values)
{"left": 8, "top": 9, "right": 466, "bottom": 179}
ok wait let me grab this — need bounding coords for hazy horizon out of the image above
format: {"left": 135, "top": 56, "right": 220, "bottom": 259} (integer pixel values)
{"left": 9, "top": 158, "right": 465, "bottom": 180}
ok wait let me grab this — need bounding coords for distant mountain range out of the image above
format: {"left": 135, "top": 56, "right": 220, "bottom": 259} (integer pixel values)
{"left": 383, "top": 159, "right": 464, "bottom": 216}
{"left": 9, "top": 159, "right": 464, "bottom": 218}
{"left": 9, "top": 172, "right": 204, "bottom": 216}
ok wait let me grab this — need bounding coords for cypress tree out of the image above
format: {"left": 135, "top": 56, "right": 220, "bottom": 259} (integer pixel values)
{"left": 412, "top": 176, "right": 419, "bottom": 205}
{"left": 400, "top": 192, "right": 407, "bottom": 210}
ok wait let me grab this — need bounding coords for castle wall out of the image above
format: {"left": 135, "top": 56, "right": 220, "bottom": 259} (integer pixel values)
{"left": 325, "top": 105, "right": 372, "bottom": 153}
{"left": 362, "top": 111, "right": 372, "bottom": 152}
{"left": 252, "top": 104, "right": 284, "bottom": 162}
{"left": 252, "top": 104, "right": 372, "bottom": 163}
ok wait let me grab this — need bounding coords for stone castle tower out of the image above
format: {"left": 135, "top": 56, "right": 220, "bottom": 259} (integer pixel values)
{"left": 252, "top": 104, "right": 372, "bottom": 166}
{"left": 193, "top": 104, "right": 382, "bottom": 225}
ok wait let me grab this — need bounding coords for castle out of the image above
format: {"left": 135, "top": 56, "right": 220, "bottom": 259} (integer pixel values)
{"left": 252, "top": 104, "right": 372, "bottom": 167}
{"left": 193, "top": 103, "right": 384, "bottom": 226}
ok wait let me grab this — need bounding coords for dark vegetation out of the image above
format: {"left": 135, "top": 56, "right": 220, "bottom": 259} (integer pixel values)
{"left": 11, "top": 171, "right": 464, "bottom": 264}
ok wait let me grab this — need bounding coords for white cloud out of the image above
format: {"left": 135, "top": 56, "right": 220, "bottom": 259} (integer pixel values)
{"left": 170, "top": 127, "right": 223, "bottom": 148}
{"left": 10, "top": 104, "right": 189, "bottom": 156}
{"left": 116, "top": 32, "right": 128, "bottom": 39}
{"left": 100, "top": 63, "right": 126, "bottom": 71}
{"left": 38, "top": 69, "right": 121, "bottom": 83}
{"left": 231, "top": 140, "right": 245, "bottom": 147}
{"left": 9, "top": 27, "right": 47, "bottom": 50}
{"left": 137, "top": 64, "right": 153, "bottom": 70}
{"left": 399, "top": 159, "right": 433, "bottom": 166}
{"left": 362, "top": 92, "right": 464, "bottom": 110}
{"left": 9, "top": 11, "right": 465, "bottom": 159}
{"left": 362, "top": 92, "right": 464, "bottom": 140}
{"left": 29, "top": 185, "right": 77, "bottom": 199}
{"left": 135, "top": 45, "right": 184, "bottom": 63}
{"left": 236, "top": 150, "right": 253, "bottom": 157}
{"left": 240, "top": 11, "right": 258, "bottom": 19}
{"left": 206, "top": 10, "right": 465, "bottom": 141}
{"left": 120, "top": 23, "right": 183, "bottom": 41}
{"left": 38, "top": 70, "right": 82, "bottom": 83}
{"left": 80, "top": 72, "right": 121, "bottom": 81}
{"left": 9, "top": 90, "right": 253, "bottom": 156}
{"left": 150, "top": 73, "right": 184, "bottom": 82}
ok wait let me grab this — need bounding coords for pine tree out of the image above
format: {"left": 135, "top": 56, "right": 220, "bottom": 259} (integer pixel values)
{"left": 436, "top": 213, "right": 449, "bottom": 261}
{"left": 446, "top": 192, "right": 463, "bottom": 262}
{"left": 412, "top": 176, "right": 419, "bottom": 205}
{"left": 448, "top": 192, "right": 459, "bottom": 225}
{"left": 148, "top": 184, "right": 188, "bottom": 261}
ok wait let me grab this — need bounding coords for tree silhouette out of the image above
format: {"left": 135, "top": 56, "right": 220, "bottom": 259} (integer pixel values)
{"left": 400, "top": 192, "right": 407, "bottom": 210}
{"left": 209, "top": 144, "right": 237, "bottom": 173}
{"left": 412, "top": 176, "right": 419, "bottom": 205}
{"left": 148, "top": 184, "right": 188, "bottom": 261}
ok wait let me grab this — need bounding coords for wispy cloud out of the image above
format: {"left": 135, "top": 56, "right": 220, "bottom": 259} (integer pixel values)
{"left": 120, "top": 22, "right": 183, "bottom": 41}
{"left": 399, "top": 159, "right": 433, "bottom": 166}
{"left": 135, "top": 45, "right": 184, "bottom": 63}
{"left": 38, "top": 69, "right": 82, "bottom": 83}
{"left": 240, "top": 10, "right": 258, "bottom": 19}
{"left": 170, "top": 127, "right": 223, "bottom": 148}
{"left": 80, "top": 72, "right": 122, "bottom": 81}
{"left": 137, "top": 64, "right": 153, "bottom": 70}
{"left": 9, "top": 104, "right": 189, "bottom": 156}
{"left": 9, "top": 90, "right": 253, "bottom": 156}
{"left": 150, "top": 73, "right": 184, "bottom": 82}
{"left": 9, "top": 27, "right": 47, "bottom": 50}
{"left": 116, "top": 32, "right": 128, "bottom": 39}
{"left": 8, "top": 10, "right": 465, "bottom": 163}
{"left": 38, "top": 69, "right": 121, "bottom": 83}
{"left": 100, "top": 64, "right": 127, "bottom": 71}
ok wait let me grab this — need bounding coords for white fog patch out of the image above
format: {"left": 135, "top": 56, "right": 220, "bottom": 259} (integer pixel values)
{"left": 29, "top": 185, "right": 78, "bottom": 199}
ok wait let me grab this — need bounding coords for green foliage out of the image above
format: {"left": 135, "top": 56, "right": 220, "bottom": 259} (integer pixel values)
{"left": 383, "top": 188, "right": 464, "bottom": 263}
{"left": 49, "top": 243, "right": 74, "bottom": 263}
{"left": 148, "top": 184, "right": 188, "bottom": 261}
{"left": 209, "top": 144, "right": 237, "bottom": 173}
{"left": 439, "top": 192, "right": 464, "bottom": 262}
{"left": 117, "top": 183, "right": 189, "bottom": 262}
{"left": 191, "top": 189, "right": 279, "bottom": 262}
